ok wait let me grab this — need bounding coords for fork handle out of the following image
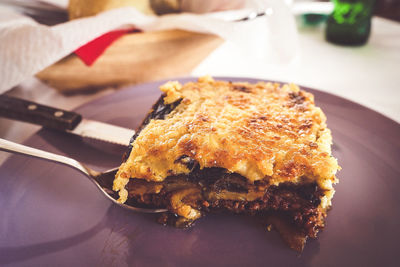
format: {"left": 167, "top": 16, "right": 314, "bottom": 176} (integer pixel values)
{"left": 0, "top": 138, "right": 169, "bottom": 213}
{"left": 0, "top": 138, "right": 90, "bottom": 176}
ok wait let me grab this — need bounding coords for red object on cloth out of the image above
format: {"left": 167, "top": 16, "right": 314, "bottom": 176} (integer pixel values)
{"left": 74, "top": 28, "right": 140, "bottom": 66}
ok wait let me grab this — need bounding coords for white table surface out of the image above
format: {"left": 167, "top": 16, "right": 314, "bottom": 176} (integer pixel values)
{"left": 1, "top": 16, "right": 399, "bottom": 165}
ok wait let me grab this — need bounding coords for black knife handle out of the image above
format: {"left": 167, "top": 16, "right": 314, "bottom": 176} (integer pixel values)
{"left": 0, "top": 94, "right": 82, "bottom": 131}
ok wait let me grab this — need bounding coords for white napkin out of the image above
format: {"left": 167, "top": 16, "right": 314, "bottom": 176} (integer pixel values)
{"left": 0, "top": 0, "right": 299, "bottom": 93}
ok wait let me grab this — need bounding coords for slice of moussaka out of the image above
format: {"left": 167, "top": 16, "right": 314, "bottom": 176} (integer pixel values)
{"left": 113, "top": 76, "right": 339, "bottom": 251}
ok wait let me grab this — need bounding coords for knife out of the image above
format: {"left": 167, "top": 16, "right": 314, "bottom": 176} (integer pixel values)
{"left": 0, "top": 95, "right": 134, "bottom": 146}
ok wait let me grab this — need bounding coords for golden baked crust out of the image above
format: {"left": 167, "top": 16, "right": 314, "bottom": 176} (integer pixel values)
{"left": 114, "top": 76, "right": 339, "bottom": 207}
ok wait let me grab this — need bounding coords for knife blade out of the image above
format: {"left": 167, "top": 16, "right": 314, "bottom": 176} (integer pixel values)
{"left": 0, "top": 94, "right": 134, "bottom": 146}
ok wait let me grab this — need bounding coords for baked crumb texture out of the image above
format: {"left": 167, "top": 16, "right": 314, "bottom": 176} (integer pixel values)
{"left": 114, "top": 76, "right": 339, "bottom": 213}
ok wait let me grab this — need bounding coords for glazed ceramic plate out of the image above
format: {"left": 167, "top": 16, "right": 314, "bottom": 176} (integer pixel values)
{"left": 1, "top": 77, "right": 399, "bottom": 267}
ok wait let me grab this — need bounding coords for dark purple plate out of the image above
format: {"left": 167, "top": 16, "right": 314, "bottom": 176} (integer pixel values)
{"left": 1, "top": 77, "right": 399, "bottom": 267}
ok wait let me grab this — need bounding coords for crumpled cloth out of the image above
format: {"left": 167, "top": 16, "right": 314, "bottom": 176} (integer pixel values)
{"left": 0, "top": 0, "right": 298, "bottom": 93}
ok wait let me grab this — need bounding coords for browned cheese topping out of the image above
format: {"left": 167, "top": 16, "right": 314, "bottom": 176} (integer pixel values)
{"left": 114, "top": 76, "right": 339, "bottom": 206}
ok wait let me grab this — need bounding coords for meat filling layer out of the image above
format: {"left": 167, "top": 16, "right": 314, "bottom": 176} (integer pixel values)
{"left": 125, "top": 167, "right": 326, "bottom": 238}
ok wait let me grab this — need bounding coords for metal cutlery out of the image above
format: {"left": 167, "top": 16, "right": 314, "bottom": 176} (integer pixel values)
{"left": 0, "top": 138, "right": 167, "bottom": 213}
{"left": 0, "top": 95, "right": 134, "bottom": 146}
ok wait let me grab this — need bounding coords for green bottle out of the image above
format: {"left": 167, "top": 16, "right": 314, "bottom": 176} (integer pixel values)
{"left": 326, "top": 0, "right": 375, "bottom": 46}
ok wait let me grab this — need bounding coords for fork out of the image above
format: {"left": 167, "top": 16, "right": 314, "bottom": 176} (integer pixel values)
{"left": 0, "top": 138, "right": 167, "bottom": 213}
